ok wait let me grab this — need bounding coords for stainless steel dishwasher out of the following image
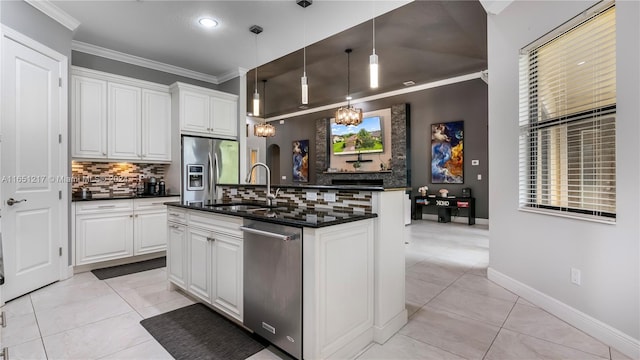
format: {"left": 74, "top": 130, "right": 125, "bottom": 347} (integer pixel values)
{"left": 240, "top": 219, "right": 302, "bottom": 359}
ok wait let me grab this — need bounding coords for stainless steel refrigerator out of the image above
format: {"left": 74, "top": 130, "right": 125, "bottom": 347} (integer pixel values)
{"left": 182, "top": 136, "right": 239, "bottom": 206}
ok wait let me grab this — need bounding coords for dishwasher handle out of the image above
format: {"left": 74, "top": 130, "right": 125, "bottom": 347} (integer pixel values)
{"left": 240, "top": 226, "right": 298, "bottom": 241}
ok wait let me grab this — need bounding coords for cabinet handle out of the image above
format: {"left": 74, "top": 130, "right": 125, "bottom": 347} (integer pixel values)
{"left": 206, "top": 237, "right": 215, "bottom": 242}
{"left": 102, "top": 152, "right": 107, "bottom": 156}
{"left": 169, "top": 213, "right": 180, "bottom": 217}
{"left": 129, "top": 214, "right": 133, "bottom": 218}
{"left": 135, "top": 214, "right": 138, "bottom": 218}
{"left": 97, "top": 205, "right": 116, "bottom": 209}
{"left": 151, "top": 202, "right": 164, "bottom": 205}
{"left": 169, "top": 224, "right": 179, "bottom": 229}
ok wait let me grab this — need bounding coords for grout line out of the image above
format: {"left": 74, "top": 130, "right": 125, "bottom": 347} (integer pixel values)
{"left": 481, "top": 296, "right": 519, "bottom": 360}
{"left": 28, "top": 295, "right": 50, "bottom": 360}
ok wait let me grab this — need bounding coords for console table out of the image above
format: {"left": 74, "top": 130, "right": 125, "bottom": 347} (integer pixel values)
{"left": 412, "top": 195, "right": 476, "bottom": 225}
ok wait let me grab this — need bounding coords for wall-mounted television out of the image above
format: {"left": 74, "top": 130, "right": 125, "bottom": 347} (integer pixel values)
{"left": 330, "top": 116, "right": 384, "bottom": 155}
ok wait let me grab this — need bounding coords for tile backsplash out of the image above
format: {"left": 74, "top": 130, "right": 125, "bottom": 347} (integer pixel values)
{"left": 72, "top": 161, "right": 168, "bottom": 196}
{"left": 220, "top": 186, "right": 373, "bottom": 214}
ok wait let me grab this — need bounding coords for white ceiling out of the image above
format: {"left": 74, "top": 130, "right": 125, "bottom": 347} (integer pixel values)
{"left": 51, "top": 0, "right": 412, "bottom": 83}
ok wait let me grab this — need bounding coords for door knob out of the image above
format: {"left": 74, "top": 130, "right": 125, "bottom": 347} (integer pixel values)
{"left": 6, "top": 198, "right": 27, "bottom": 206}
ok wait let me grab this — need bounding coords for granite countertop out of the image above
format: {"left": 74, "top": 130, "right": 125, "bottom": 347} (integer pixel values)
{"left": 217, "top": 183, "right": 410, "bottom": 192}
{"left": 72, "top": 194, "right": 179, "bottom": 202}
{"left": 166, "top": 201, "right": 377, "bottom": 228}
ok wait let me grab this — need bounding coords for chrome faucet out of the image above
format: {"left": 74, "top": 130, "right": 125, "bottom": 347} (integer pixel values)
{"left": 246, "top": 162, "right": 277, "bottom": 206}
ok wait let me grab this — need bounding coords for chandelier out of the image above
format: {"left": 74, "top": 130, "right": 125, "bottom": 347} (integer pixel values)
{"left": 254, "top": 122, "right": 275, "bottom": 137}
{"left": 335, "top": 48, "right": 363, "bottom": 126}
{"left": 254, "top": 79, "right": 276, "bottom": 137}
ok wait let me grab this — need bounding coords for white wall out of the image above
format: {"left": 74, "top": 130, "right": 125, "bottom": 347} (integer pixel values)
{"left": 487, "top": 0, "right": 640, "bottom": 355}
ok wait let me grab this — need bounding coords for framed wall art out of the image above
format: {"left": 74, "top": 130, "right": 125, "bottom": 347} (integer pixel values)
{"left": 292, "top": 139, "right": 309, "bottom": 182}
{"left": 431, "top": 120, "right": 464, "bottom": 183}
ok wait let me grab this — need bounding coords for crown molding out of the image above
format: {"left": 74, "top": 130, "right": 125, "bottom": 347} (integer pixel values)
{"left": 25, "top": 0, "right": 81, "bottom": 31}
{"left": 266, "top": 71, "right": 483, "bottom": 122}
{"left": 217, "top": 68, "right": 245, "bottom": 83}
{"left": 72, "top": 41, "right": 220, "bottom": 84}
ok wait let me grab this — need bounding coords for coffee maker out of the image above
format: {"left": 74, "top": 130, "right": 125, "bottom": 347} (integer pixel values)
{"left": 145, "top": 177, "right": 157, "bottom": 195}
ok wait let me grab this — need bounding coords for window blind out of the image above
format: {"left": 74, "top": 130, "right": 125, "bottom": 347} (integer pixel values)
{"left": 518, "top": 3, "right": 616, "bottom": 221}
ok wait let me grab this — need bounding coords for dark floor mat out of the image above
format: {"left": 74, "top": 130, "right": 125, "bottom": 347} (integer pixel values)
{"left": 140, "top": 303, "right": 266, "bottom": 360}
{"left": 91, "top": 257, "right": 166, "bottom": 280}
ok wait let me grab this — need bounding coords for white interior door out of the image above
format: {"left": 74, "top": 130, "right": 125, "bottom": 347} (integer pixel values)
{"left": 1, "top": 35, "right": 63, "bottom": 301}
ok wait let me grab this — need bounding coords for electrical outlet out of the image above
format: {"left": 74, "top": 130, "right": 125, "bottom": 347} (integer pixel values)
{"left": 281, "top": 176, "right": 287, "bottom": 180}
{"left": 323, "top": 192, "right": 336, "bottom": 202}
{"left": 306, "top": 192, "right": 317, "bottom": 201}
{"left": 570, "top": 268, "right": 581, "bottom": 285}
{"left": 477, "top": 174, "right": 482, "bottom": 180}
{"left": 472, "top": 159, "right": 480, "bottom": 166}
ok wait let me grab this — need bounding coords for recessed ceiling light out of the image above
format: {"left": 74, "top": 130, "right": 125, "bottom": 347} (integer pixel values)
{"left": 199, "top": 18, "right": 218, "bottom": 28}
{"left": 577, "top": 61, "right": 586, "bottom": 66}
{"left": 403, "top": 80, "right": 416, "bottom": 86}
{"left": 298, "top": 105, "right": 309, "bottom": 110}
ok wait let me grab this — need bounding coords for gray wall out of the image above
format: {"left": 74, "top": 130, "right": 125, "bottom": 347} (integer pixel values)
{"left": 1, "top": 1, "right": 73, "bottom": 59}
{"left": 488, "top": 0, "right": 639, "bottom": 346}
{"left": 72, "top": 51, "right": 218, "bottom": 89}
{"left": 218, "top": 76, "right": 240, "bottom": 96}
{"left": 267, "top": 79, "right": 489, "bottom": 218}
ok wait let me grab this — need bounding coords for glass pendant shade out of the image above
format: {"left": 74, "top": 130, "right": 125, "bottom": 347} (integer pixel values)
{"left": 254, "top": 122, "right": 275, "bottom": 137}
{"left": 252, "top": 91, "right": 260, "bottom": 117}
{"left": 301, "top": 74, "right": 308, "bottom": 104}
{"left": 369, "top": 52, "right": 379, "bottom": 88}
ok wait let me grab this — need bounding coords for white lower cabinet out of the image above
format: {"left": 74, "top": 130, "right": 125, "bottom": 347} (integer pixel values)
{"left": 167, "top": 221, "right": 187, "bottom": 289}
{"left": 74, "top": 197, "right": 178, "bottom": 266}
{"left": 134, "top": 210, "right": 168, "bottom": 255}
{"left": 76, "top": 211, "right": 134, "bottom": 265}
{"left": 167, "top": 208, "right": 243, "bottom": 321}
{"left": 187, "top": 226, "right": 212, "bottom": 302}
{"left": 211, "top": 233, "right": 242, "bottom": 317}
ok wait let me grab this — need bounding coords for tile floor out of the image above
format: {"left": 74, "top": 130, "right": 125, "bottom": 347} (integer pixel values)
{"left": 0, "top": 220, "right": 633, "bottom": 360}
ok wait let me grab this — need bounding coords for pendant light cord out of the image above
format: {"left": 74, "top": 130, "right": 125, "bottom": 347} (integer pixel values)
{"left": 255, "top": 33, "right": 258, "bottom": 93}
{"left": 346, "top": 49, "right": 351, "bottom": 106}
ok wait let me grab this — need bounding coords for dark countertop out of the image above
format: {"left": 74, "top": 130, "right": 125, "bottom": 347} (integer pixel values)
{"left": 72, "top": 194, "right": 179, "bottom": 202}
{"left": 217, "top": 183, "right": 409, "bottom": 192}
{"left": 166, "top": 201, "right": 377, "bottom": 228}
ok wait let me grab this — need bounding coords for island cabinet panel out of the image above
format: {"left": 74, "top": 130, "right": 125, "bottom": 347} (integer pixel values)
{"left": 303, "top": 219, "right": 375, "bottom": 360}
{"left": 167, "top": 221, "right": 187, "bottom": 289}
{"left": 187, "top": 226, "right": 213, "bottom": 302}
{"left": 167, "top": 208, "right": 243, "bottom": 322}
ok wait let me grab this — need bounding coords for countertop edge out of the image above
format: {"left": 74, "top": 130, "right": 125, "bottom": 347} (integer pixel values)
{"left": 72, "top": 194, "right": 179, "bottom": 202}
{"left": 217, "top": 183, "right": 410, "bottom": 192}
{"left": 165, "top": 202, "right": 377, "bottom": 228}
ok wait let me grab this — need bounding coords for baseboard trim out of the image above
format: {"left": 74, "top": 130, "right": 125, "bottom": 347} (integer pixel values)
{"left": 373, "top": 309, "right": 408, "bottom": 344}
{"left": 326, "top": 328, "right": 374, "bottom": 360}
{"left": 488, "top": 267, "right": 640, "bottom": 359}
{"left": 419, "top": 214, "right": 489, "bottom": 225}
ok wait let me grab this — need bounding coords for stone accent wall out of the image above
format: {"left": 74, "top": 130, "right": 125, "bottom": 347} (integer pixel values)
{"left": 315, "top": 104, "right": 408, "bottom": 187}
{"left": 220, "top": 186, "right": 372, "bottom": 214}
{"left": 72, "top": 161, "right": 168, "bottom": 196}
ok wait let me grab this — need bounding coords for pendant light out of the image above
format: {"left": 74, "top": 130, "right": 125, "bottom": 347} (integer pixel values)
{"left": 250, "top": 25, "right": 263, "bottom": 116}
{"left": 335, "top": 48, "right": 363, "bottom": 126}
{"left": 254, "top": 79, "right": 275, "bottom": 137}
{"left": 298, "top": 0, "right": 312, "bottom": 104}
{"left": 369, "top": 2, "right": 379, "bottom": 89}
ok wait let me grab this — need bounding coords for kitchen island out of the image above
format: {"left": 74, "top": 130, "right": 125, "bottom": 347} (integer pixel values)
{"left": 166, "top": 185, "right": 407, "bottom": 359}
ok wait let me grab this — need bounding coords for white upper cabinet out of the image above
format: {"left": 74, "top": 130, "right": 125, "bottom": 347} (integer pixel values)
{"left": 142, "top": 89, "right": 171, "bottom": 161}
{"left": 108, "top": 82, "right": 141, "bottom": 160}
{"left": 211, "top": 96, "right": 238, "bottom": 138}
{"left": 72, "top": 75, "right": 107, "bottom": 158}
{"left": 180, "top": 90, "right": 210, "bottom": 133}
{"left": 171, "top": 82, "right": 239, "bottom": 139}
{"left": 71, "top": 67, "right": 171, "bottom": 162}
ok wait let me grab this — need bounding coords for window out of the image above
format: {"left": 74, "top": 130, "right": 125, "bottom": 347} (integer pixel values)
{"left": 518, "top": 3, "right": 616, "bottom": 222}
